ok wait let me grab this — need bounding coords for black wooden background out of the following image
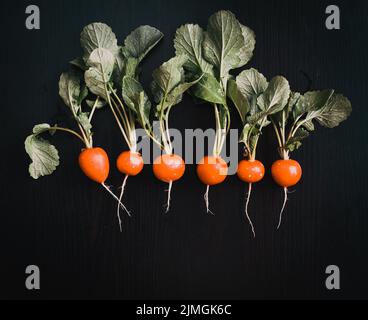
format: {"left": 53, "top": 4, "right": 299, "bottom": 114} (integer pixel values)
{"left": 1, "top": 0, "right": 367, "bottom": 300}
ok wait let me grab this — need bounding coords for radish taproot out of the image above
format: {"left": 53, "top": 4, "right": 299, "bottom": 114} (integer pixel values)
{"left": 270, "top": 89, "right": 352, "bottom": 228}
{"left": 174, "top": 10, "right": 255, "bottom": 214}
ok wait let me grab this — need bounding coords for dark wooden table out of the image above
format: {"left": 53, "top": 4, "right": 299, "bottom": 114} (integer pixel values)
{"left": 1, "top": 0, "right": 367, "bottom": 299}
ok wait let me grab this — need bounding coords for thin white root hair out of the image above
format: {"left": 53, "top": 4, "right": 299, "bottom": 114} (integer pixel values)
{"left": 116, "top": 175, "right": 129, "bottom": 232}
{"left": 245, "top": 183, "right": 256, "bottom": 238}
{"left": 164, "top": 181, "right": 173, "bottom": 213}
{"left": 204, "top": 185, "right": 215, "bottom": 215}
{"left": 101, "top": 182, "right": 131, "bottom": 219}
{"left": 277, "top": 187, "right": 288, "bottom": 230}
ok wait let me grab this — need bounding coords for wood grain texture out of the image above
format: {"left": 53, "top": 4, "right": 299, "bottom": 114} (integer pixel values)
{"left": 0, "top": 0, "right": 367, "bottom": 299}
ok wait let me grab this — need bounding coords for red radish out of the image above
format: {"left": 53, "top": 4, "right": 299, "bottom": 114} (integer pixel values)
{"left": 237, "top": 160, "right": 265, "bottom": 237}
{"left": 117, "top": 151, "right": 144, "bottom": 176}
{"left": 271, "top": 159, "right": 302, "bottom": 229}
{"left": 78, "top": 147, "right": 130, "bottom": 216}
{"left": 149, "top": 56, "right": 198, "bottom": 213}
{"left": 197, "top": 156, "right": 228, "bottom": 214}
{"left": 79, "top": 147, "right": 110, "bottom": 183}
{"left": 153, "top": 154, "right": 185, "bottom": 212}
{"left": 115, "top": 151, "right": 144, "bottom": 231}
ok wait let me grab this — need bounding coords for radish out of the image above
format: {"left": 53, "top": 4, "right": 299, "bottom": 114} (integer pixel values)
{"left": 80, "top": 23, "right": 163, "bottom": 230}
{"left": 25, "top": 70, "right": 127, "bottom": 212}
{"left": 174, "top": 10, "right": 256, "bottom": 214}
{"left": 149, "top": 55, "right": 199, "bottom": 212}
{"left": 270, "top": 89, "right": 352, "bottom": 228}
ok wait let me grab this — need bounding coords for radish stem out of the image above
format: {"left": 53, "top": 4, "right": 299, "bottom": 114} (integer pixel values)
{"left": 101, "top": 182, "right": 131, "bottom": 217}
{"left": 277, "top": 187, "right": 288, "bottom": 229}
{"left": 116, "top": 175, "right": 129, "bottom": 232}
{"left": 165, "top": 181, "right": 173, "bottom": 213}
{"left": 204, "top": 185, "right": 214, "bottom": 215}
{"left": 245, "top": 183, "right": 256, "bottom": 238}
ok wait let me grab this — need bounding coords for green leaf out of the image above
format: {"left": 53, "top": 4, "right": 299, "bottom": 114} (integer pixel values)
{"left": 151, "top": 55, "right": 201, "bottom": 114}
{"left": 239, "top": 123, "right": 252, "bottom": 144}
{"left": 272, "top": 91, "right": 301, "bottom": 127}
{"left": 311, "top": 92, "right": 352, "bottom": 128}
{"left": 80, "top": 22, "right": 119, "bottom": 60}
{"left": 25, "top": 124, "right": 60, "bottom": 179}
{"left": 77, "top": 85, "right": 88, "bottom": 105}
{"left": 203, "top": 10, "right": 253, "bottom": 82}
{"left": 249, "top": 76, "right": 290, "bottom": 124}
{"left": 58, "top": 71, "right": 83, "bottom": 114}
{"left": 124, "top": 57, "right": 139, "bottom": 78}
{"left": 77, "top": 112, "right": 92, "bottom": 136}
{"left": 86, "top": 99, "right": 106, "bottom": 109}
{"left": 122, "top": 25, "right": 163, "bottom": 62}
{"left": 174, "top": 24, "right": 214, "bottom": 75}
{"left": 122, "top": 76, "right": 151, "bottom": 128}
{"left": 238, "top": 24, "right": 256, "bottom": 67}
{"left": 294, "top": 90, "right": 333, "bottom": 120}
{"left": 151, "top": 55, "right": 187, "bottom": 104}
{"left": 257, "top": 76, "right": 291, "bottom": 113}
{"left": 286, "top": 128, "right": 309, "bottom": 152}
{"left": 227, "top": 78, "right": 249, "bottom": 124}
{"left": 236, "top": 68, "right": 268, "bottom": 101}
{"left": 84, "top": 48, "right": 115, "bottom": 100}
{"left": 191, "top": 73, "right": 226, "bottom": 105}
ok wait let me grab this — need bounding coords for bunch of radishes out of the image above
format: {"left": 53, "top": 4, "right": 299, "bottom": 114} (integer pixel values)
{"left": 25, "top": 11, "right": 352, "bottom": 236}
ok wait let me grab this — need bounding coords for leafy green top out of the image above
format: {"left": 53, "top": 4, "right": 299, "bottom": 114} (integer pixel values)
{"left": 174, "top": 10, "right": 256, "bottom": 156}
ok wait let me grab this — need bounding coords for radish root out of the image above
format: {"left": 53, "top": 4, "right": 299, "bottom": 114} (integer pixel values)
{"left": 277, "top": 187, "right": 288, "bottom": 229}
{"left": 204, "top": 185, "right": 215, "bottom": 215}
{"left": 116, "top": 175, "right": 129, "bottom": 232}
{"left": 101, "top": 182, "right": 131, "bottom": 219}
{"left": 165, "top": 181, "right": 173, "bottom": 213}
{"left": 245, "top": 183, "right": 256, "bottom": 238}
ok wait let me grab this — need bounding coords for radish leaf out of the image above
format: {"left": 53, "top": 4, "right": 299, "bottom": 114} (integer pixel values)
{"left": 227, "top": 78, "right": 249, "bottom": 124}
{"left": 25, "top": 124, "right": 60, "bottom": 179}
{"left": 236, "top": 68, "right": 268, "bottom": 101}
{"left": 80, "top": 23, "right": 119, "bottom": 60}
{"left": 85, "top": 48, "right": 115, "bottom": 100}
{"left": 203, "top": 11, "right": 255, "bottom": 83}
{"left": 59, "top": 71, "right": 84, "bottom": 114}
{"left": 249, "top": 76, "right": 290, "bottom": 124}
{"left": 122, "top": 25, "right": 163, "bottom": 62}
{"left": 122, "top": 76, "right": 151, "bottom": 129}
{"left": 174, "top": 24, "right": 214, "bottom": 75}
{"left": 191, "top": 73, "right": 226, "bottom": 105}
{"left": 238, "top": 24, "right": 256, "bottom": 67}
